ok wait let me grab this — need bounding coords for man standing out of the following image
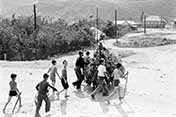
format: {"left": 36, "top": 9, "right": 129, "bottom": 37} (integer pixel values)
{"left": 35, "top": 73, "right": 58, "bottom": 117}
{"left": 72, "top": 51, "right": 85, "bottom": 90}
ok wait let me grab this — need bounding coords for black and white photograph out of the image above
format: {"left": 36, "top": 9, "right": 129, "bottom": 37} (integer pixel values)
{"left": 0, "top": 0, "right": 176, "bottom": 117}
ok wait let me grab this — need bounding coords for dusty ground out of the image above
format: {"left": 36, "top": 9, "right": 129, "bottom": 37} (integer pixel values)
{"left": 0, "top": 29, "right": 176, "bottom": 117}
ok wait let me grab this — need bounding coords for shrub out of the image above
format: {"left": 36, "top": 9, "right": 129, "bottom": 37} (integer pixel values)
{"left": 0, "top": 16, "right": 94, "bottom": 61}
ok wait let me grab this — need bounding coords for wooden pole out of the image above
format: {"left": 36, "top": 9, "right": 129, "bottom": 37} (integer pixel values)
{"left": 141, "top": 11, "right": 144, "bottom": 23}
{"left": 34, "top": 4, "right": 37, "bottom": 30}
{"left": 96, "top": 7, "right": 98, "bottom": 42}
{"left": 115, "top": 9, "right": 117, "bottom": 38}
{"left": 144, "top": 15, "right": 146, "bottom": 34}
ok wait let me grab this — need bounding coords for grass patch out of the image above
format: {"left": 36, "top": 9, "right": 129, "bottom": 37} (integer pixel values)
{"left": 115, "top": 33, "right": 176, "bottom": 48}
{"left": 110, "top": 49, "right": 136, "bottom": 58}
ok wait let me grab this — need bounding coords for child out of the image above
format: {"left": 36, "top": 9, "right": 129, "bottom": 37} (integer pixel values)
{"left": 35, "top": 73, "right": 58, "bottom": 117}
{"left": 3, "top": 73, "right": 22, "bottom": 113}
{"left": 47, "top": 60, "right": 61, "bottom": 93}
{"left": 84, "top": 51, "right": 91, "bottom": 66}
{"left": 57, "top": 60, "right": 69, "bottom": 98}
{"left": 84, "top": 51, "right": 92, "bottom": 84}
{"left": 90, "top": 59, "right": 108, "bottom": 99}
{"left": 105, "top": 63, "right": 123, "bottom": 104}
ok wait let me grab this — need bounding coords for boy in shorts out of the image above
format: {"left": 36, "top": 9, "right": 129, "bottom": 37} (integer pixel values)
{"left": 47, "top": 60, "right": 61, "bottom": 93}
{"left": 57, "top": 60, "right": 69, "bottom": 98}
{"left": 105, "top": 63, "right": 123, "bottom": 104}
{"left": 3, "top": 73, "right": 22, "bottom": 113}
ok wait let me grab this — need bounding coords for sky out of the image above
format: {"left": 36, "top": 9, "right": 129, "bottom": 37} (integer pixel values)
{"left": 0, "top": 0, "right": 2, "bottom": 14}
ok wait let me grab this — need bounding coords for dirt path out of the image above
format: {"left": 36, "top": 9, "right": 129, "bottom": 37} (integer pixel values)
{"left": 1, "top": 37, "right": 176, "bottom": 117}
{"left": 103, "top": 38, "right": 176, "bottom": 116}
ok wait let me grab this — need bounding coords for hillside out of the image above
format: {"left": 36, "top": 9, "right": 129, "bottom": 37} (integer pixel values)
{"left": 1, "top": 29, "right": 176, "bottom": 116}
{"left": 1, "top": 0, "right": 176, "bottom": 22}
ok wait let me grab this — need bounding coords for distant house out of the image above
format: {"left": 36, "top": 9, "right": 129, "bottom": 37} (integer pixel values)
{"left": 173, "top": 19, "right": 176, "bottom": 28}
{"left": 145, "top": 15, "right": 166, "bottom": 28}
{"left": 114, "top": 20, "right": 139, "bottom": 30}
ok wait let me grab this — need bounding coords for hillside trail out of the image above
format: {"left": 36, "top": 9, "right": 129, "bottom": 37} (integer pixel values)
{"left": 1, "top": 35, "right": 176, "bottom": 117}
{"left": 102, "top": 36, "right": 176, "bottom": 116}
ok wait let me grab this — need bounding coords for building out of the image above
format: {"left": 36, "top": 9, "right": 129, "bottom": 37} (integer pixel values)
{"left": 114, "top": 20, "right": 139, "bottom": 30}
{"left": 145, "top": 15, "right": 166, "bottom": 28}
{"left": 173, "top": 19, "right": 176, "bottom": 28}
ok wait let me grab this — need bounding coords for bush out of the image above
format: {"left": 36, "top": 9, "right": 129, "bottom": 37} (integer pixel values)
{"left": 102, "top": 21, "right": 135, "bottom": 38}
{"left": 0, "top": 16, "right": 94, "bottom": 61}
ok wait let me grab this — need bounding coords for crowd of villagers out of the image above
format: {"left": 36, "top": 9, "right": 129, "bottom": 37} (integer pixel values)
{"left": 73, "top": 42, "right": 126, "bottom": 100}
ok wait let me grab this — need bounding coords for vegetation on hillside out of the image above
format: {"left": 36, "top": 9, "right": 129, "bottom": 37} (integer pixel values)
{"left": 0, "top": 16, "right": 94, "bottom": 61}
{"left": 115, "top": 33, "right": 176, "bottom": 48}
{"left": 0, "top": 15, "right": 135, "bottom": 61}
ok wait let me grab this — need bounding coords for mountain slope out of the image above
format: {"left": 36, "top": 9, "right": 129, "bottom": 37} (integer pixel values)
{"left": 2, "top": 0, "right": 176, "bottom": 22}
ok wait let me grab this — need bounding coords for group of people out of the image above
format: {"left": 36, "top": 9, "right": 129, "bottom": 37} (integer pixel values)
{"left": 2, "top": 42, "right": 127, "bottom": 116}
{"left": 72, "top": 42, "right": 126, "bottom": 103}
{"left": 35, "top": 59, "right": 69, "bottom": 116}
{"left": 3, "top": 59, "right": 69, "bottom": 117}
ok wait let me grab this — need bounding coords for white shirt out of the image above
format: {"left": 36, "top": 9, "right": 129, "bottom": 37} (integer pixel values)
{"left": 98, "top": 64, "right": 106, "bottom": 77}
{"left": 113, "top": 68, "right": 122, "bottom": 80}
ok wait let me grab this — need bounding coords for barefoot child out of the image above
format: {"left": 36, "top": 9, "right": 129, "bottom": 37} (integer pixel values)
{"left": 90, "top": 59, "right": 108, "bottom": 99}
{"left": 35, "top": 73, "right": 58, "bottom": 117}
{"left": 3, "top": 73, "right": 22, "bottom": 113}
{"left": 47, "top": 60, "right": 61, "bottom": 94}
{"left": 105, "top": 63, "right": 123, "bottom": 104}
{"left": 57, "top": 60, "right": 69, "bottom": 98}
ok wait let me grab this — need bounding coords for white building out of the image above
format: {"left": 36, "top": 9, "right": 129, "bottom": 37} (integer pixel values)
{"left": 145, "top": 15, "right": 166, "bottom": 28}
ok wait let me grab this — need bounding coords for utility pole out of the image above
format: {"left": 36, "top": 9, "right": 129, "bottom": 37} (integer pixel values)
{"left": 144, "top": 15, "right": 146, "bottom": 34}
{"left": 33, "top": 3, "right": 38, "bottom": 59}
{"left": 96, "top": 7, "right": 99, "bottom": 42}
{"left": 141, "top": 11, "right": 144, "bottom": 23}
{"left": 33, "top": 4, "right": 37, "bottom": 30}
{"left": 115, "top": 9, "right": 117, "bottom": 39}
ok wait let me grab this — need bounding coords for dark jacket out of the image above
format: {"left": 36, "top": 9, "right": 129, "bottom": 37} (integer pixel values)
{"left": 75, "top": 57, "right": 85, "bottom": 68}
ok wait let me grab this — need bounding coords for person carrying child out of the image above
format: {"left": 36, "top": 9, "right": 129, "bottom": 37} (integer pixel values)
{"left": 35, "top": 73, "right": 58, "bottom": 117}
{"left": 3, "top": 73, "right": 22, "bottom": 113}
